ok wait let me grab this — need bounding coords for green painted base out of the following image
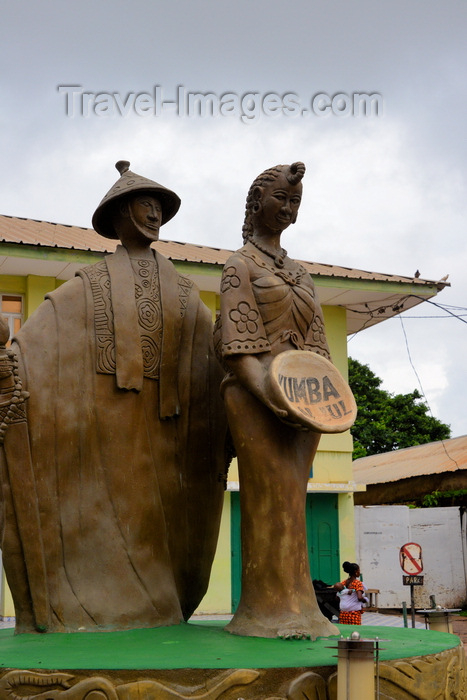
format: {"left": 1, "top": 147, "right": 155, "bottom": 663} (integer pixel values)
{"left": 0, "top": 621, "right": 460, "bottom": 670}
{"left": 0, "top": 622, "right": 465, "bottom": 699}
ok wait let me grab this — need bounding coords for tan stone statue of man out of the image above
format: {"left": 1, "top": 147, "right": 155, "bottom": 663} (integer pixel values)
{"left": 0, "top": 162, "right": 226, "bottom": 633}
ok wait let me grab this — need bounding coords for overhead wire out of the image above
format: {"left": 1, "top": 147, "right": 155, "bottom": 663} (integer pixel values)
{"left": 409, "top": 295, "right": 467, "bottom": 324}
{"left": 346, "top": 292, "right": 463, "bottom": 469}
{"left": 347, "top": 294, "right": 467, "bottom": 341}
{"left": 398, "top": 315, "right": 460, "bottom": 470}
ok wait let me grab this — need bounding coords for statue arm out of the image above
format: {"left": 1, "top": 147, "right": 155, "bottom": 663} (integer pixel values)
{"left": 218, "top": 254, "right": 270, "bottom": 358}
{"left": 224, "top": 353, "right": 308, "bottom": 430}
{"left": 224, "top": 352, "right": 288, "bottom": 420}
{"left": 219, "top": 255, "right": 276, "bottom": 409}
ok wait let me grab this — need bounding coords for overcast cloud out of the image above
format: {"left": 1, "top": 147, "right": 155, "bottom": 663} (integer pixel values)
{"left": 1, "top": 0, "right": 466, "bottom": 436}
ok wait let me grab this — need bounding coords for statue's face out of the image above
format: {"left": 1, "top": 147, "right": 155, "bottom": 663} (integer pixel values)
{"left": 128, "top": 194, "right": 162, "bottom": 242}
{"left": 256, "top": 173, "right": 302, "bottom": 234}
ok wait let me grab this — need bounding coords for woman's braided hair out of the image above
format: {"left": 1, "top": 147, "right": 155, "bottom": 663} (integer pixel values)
{"left": 242, "top": 162, "right": 306, "bottom": 243}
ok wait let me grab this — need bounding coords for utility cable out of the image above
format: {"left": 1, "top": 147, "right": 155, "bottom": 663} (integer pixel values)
{"left": 398, "top": 315, "right": 459, "bottom": 470}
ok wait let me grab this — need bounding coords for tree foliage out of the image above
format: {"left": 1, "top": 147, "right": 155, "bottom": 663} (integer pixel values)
{"left": 422, "top": 489, "right": 467, "bottom": 508}
{"left": 348, "top": 357, "right": 451, "bottom": 459}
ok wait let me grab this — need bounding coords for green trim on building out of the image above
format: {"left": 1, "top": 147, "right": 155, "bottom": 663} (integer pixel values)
{"left": 314, "top": 274, "right": 439, "bottom": 296}
{"left": 0, "top": 242, "right": 105, "bottom": 266}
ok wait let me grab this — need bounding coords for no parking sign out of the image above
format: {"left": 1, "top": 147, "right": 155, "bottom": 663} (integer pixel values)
{"left": 400, "top": 542, "right": 424, "bottom": 585}
{"left": 400, "top": 543, "right": 424, "bottom": 626}
{"left": 399, "top": 542, "right": 423, "bottom": 575}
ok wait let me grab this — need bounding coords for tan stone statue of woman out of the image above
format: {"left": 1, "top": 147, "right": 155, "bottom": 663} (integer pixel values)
{"left": 215, "top": 162, "right": 339, "bottom": 639}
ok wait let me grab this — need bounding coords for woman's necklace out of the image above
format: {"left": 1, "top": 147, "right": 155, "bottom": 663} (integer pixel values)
{"left": 250, "top": 237, "right": 287, "bottom": 268}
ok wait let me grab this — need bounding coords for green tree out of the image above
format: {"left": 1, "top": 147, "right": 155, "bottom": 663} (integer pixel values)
{"left": 348, "top": 357, "right": 451, "bottom": 459}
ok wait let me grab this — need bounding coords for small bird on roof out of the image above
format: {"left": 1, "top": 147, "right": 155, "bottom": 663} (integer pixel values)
{"left": 414, "top": 270, "right": 420, "bottom": 278}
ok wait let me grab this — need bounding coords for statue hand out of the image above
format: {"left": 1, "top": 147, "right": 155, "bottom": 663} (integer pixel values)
{"left": 264, "top": 397, "right": 309, "bottom": 432}
{"left": 226, "top": 354, "right": 309, "bottom": 431}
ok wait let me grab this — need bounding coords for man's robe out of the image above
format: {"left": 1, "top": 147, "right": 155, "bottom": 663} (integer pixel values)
{"left": 0, "top": 247, "right": 227, "bottom": 633}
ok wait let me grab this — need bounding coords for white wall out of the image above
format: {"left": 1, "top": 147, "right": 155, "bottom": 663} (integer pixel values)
{"left": 355, "top": 505, "right": 467, "bottom": 609}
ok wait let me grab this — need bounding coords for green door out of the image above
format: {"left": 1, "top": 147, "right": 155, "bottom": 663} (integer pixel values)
{"left": 230, "top": 492, "right": 242, "bottom": 613}
{"left": 306, "top": 493, "right": 340, "bottom": 585}
{"left": 230, "top": 491, "right": 339, "bottom": 612}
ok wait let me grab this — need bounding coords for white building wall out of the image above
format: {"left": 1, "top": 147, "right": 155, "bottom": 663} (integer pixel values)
{"left": 355, "top": 505, "right": 467, "bottom": 609}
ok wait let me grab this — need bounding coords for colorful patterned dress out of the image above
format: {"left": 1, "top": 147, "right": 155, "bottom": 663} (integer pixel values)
{"left": 338, "top": 579, "right": 365, "bottom": 625}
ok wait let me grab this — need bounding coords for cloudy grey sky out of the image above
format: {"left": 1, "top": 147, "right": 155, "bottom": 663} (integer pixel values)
{"left": 1, "top": 0, "right": 466, "bottom": 436}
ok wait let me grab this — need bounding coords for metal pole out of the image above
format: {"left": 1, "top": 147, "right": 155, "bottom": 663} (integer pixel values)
{"left": 337, "top": 634, "right": 376, "bottom": 700}
{"left": 410, "top": 584, "right": 416, "bottom": 628}
{"left": 402, "top": 601, "right": 408, "bottom": 628}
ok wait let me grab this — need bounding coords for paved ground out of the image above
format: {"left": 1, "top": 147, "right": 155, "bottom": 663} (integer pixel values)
{"left": 193, "top": 611, "right": 426, "bottom": 629}
{"left": 359, "top": 611, "right": 426, "bottom": 628}
{"left": 451, "top": 614, "right": 467, "bottom": 648}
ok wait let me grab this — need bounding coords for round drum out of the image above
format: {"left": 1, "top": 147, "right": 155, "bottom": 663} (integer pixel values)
{"left": 267, "top": 350, "right": 357, "bottom": 433}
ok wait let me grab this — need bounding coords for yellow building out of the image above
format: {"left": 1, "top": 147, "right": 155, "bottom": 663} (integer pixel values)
{"left": 0, "top": 214, "right": 447, "bottom": 617}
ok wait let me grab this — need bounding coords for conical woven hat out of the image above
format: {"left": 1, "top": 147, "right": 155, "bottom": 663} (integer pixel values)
{"left": 92, "top": 161, "right": 181, "bottom": 239}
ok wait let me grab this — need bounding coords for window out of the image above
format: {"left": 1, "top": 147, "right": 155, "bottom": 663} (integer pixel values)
{"left": 1, "top": 295, "right": 23, "bottom": 343}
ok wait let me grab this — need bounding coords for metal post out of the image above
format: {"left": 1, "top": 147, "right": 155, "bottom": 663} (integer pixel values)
{"left": 410, "top": 584, "right": 416, "bottom": 628}
{"left": 402, "top": 601, "right": 408, "bottom": 628}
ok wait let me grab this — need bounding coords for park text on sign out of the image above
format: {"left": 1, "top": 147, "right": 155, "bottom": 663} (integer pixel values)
{"left": 403, "top": 575, "right": 424, "bottom": 586}
{"left": 399, "top": 542, "right": 423, "bottom": 575}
